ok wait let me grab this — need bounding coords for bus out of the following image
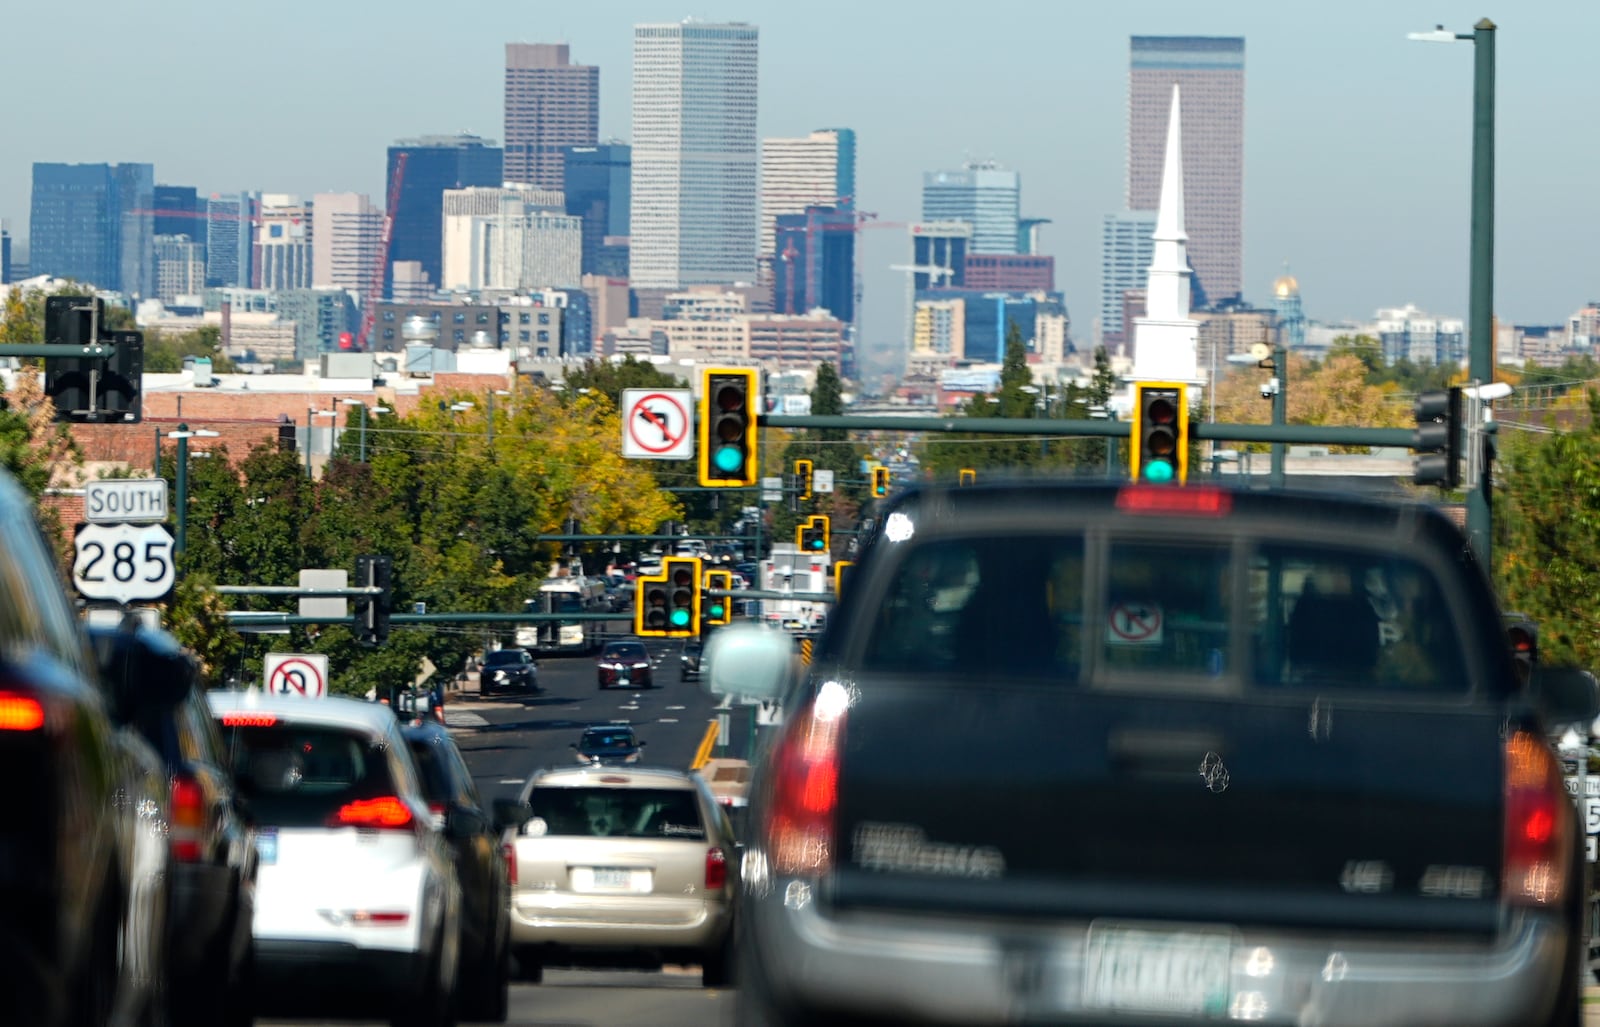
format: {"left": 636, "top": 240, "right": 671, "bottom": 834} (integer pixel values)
{"left": 519, "top": 574, "right": 607, "bottom": 654}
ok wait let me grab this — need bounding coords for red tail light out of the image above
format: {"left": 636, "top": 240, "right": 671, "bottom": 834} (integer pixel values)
{"left": 170, "top": 773, "right": 206, "bottom": 862}
{"left": 503, "top": 842, "right": 517, "bottom": 888}
{"left": 221, "top": 713, "right": 278, "bottom": 728}
{"left": 1503, "top": 731, "right": 1572, "bottom": 906}
{"left": 0, "top": 694, "right": 45, "bottom": 731}
{"left": 330, "top": 796, "right": 415, "bottom": 830}
{"left": 1116, "top": 485, "right": 1232, "bottom": 517}
{"left": 765, "top": 683, "right": 847, "bottom": 875}
{"left": 348, "top": 910, "right": 409, "bottom": 926}
{"left": 705, "top": 846, "right": 728, "bottom": 890}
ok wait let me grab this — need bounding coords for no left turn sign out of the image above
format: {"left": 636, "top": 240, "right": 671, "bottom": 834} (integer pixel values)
{"left": 264, "top": 652, "right": 330, "bottom": 699}
{"left": 1106, "top": 602, "right": 1164, "bottom": 646}
{"left": 621, "top": 388, "right": 692, "bottom": 460}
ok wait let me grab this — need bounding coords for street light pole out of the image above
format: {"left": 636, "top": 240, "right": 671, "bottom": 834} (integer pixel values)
{"left": 1467, "top": 17, "right": 1497, "bottom": 569}
{"left": 1270, "top": 343, "right": 1288, "bottom": 487}
{"left": 174, "top": 423, "right": 189, "bottom": 558}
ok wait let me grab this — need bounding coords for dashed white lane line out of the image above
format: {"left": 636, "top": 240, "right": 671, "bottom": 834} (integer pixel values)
{"left": 444, "top": 711, "right": 489, "bottom": 728}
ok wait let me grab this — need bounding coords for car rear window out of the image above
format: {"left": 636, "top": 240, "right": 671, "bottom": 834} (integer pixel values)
{"left": 858, "top": 533, "right": 1471, "bottom": 695}
{"left": 581, "top": 730, "right": 636, "bottom": 750}
{"left": 483, "top": 651, "right": 521, "bottom": 666}
{"left": 527, "top": 786, "right": 704, "bottom": 840}
{"left": 221, "top": 724, "right": 401, "bottom": 828}
{"left": 603, "top": 645, "right": 646, "bottom": 661}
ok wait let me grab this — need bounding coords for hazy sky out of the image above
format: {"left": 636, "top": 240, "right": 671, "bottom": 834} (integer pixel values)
{"left": 5, "top": 0, "right": 1595, "bottom": 362}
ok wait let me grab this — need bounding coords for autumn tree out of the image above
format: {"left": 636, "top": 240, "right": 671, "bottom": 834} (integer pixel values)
{"left": 1209, "top": 352, "right": 1408, "bottom": 452}
{"left": 144, "top": 325, "right": 235, "bottom": 374}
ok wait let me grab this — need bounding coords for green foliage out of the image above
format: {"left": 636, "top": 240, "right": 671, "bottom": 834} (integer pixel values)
{"left": 165, "top": 573, "right": 244, "bottom": 684}
{"left": 558, "top": 355, "right": 686, "bottom": 410}
{"left": 1494, "top": 390, "right": 1600, "bottom": 670}
{"left": 1515, "top": 355, "right": 1600, "bottom": 396}
{"left": 143, "top": 325, "right": 235, "bottom": 374}
{"left": 772, "top": 362, "right": 868, "bottom": 543}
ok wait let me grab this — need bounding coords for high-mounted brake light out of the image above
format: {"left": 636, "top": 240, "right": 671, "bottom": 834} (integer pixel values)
{"left": 765, "top": 683, "right": 847, "bottom": 875}
{"left": 0, "top": 694, "right": 45, "bottom": 731}
{"left": 1503, "top": 731, "right": 1572, "bottom": 906}
{"left": 170, "top": 773, "right": 206, "bottom": 862}
{"left": 330, "top": 796, "right": 415, "bottom": 830}
{"left": 221, "top": 713, "right": 279, "bottom": 728}
{"left": 1116, "top": 485, "right": 1232, "bottom": 517}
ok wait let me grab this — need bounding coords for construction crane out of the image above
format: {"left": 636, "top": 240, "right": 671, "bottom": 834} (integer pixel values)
{"left": 355, "top": 152, "right": 407, "bottom": 352}
{"left": 889, "top": 264, "right": 957, "bottom": 288}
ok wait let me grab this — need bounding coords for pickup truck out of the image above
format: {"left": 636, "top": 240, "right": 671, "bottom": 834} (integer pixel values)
{"left": 708, "top": 481, "right": 1597, "bottom": 1027}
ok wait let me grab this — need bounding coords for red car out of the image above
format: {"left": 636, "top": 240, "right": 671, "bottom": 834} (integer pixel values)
{"left": 597, "top": 641, "right": 654, "bottom": 689}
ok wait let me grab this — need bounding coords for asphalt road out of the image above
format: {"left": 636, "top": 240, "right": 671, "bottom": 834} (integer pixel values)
{"left": 259, "top": 627, "right": 741, "bottom": 1027}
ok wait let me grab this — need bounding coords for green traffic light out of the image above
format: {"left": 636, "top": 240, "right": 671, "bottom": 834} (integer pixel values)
{"left": 670, "top": 609, "right": 691, "bottom": 627}
{"left": 710, "top": 603, "right": 725, "bottom": 617}
{"left": 1143, "top": 460, "right": 1175, "bottom": 484}
{"left": 713, "top": 445, "right": 743, "bottom": 473}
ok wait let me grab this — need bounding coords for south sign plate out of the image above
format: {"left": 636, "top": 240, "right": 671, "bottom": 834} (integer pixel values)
{"left": 85, "top": 478, "right": 168, "bottom": 523}
{"left": 72, "top": 522, "right": 176, "bottom": 604}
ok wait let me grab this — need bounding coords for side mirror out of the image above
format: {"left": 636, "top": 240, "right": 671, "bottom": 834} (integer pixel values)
{"left": 1533, "top": 667, "right": 1600, "bottom": 727}
{"left": 85, "top": 621, "right": 197, "bottom": 722}
{"left": 492, "top": 797, "right": 533, "bottom": 832}
{"left": 704, "top": 623, "right": 796, "bottom": 703}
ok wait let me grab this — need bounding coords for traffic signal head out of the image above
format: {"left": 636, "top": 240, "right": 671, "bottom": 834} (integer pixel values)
{"left": 872, "top": 466, "right": 890, "bottom": 497}
{"left": 354, "top": 554, "right": 393, "bottom": 646}
{"left": 635, "top": 557, "right": 702, "bottom": 637}
{"left": 698, "top": 368, "right": 759, "bottom": 486}
{"left": 833, "top": 560, "right": 854, "bottom": 597}
{"left": 959, "top": 468, "right": 976, "bottom": 487}
{"left": 1130, "top": 383, "right": 1189, "bottom": 485}
{"left": 704, "top": 569, "right": 733, "bottom": 626}
{"left": 796, "top": 515, "right": 830, "bottom": 554}
{"left": 795, "top": 459, "right": 814, "bottom": 501}
{"left": 1412, "top": 387, "right": 1462, "bottom": 489}
{"left": 1505, "top": 613, "right": 1538, "bottom": 685}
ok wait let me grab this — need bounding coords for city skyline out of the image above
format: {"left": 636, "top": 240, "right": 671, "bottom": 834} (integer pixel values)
{"left": 3, "top": 1, "right": 1596, "bottom": 369}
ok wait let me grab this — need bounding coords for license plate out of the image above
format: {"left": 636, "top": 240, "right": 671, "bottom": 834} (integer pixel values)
{"left": 617, "top": 674, "right": 630, "bottom": 685}
{"left": 256, "top": 830, "right": 278, "bottom": 866}
{"left": 572, "top": 866, "right": 650, "bottom": 893}
{"left": 1083, "top": 925, "right": 1231, "bottom": 1017}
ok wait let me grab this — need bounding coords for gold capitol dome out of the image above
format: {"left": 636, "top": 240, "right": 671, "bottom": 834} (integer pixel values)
{"left": 1273, "top": 263, "right": 1299, "bottom": 298}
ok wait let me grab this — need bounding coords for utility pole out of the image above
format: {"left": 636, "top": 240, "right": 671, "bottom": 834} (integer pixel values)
{"left": 1270, "top": 343, "right": 1288, "bottom": 487}
{"left": 1466, "top": 18, "right": 1497, "bottom": 569}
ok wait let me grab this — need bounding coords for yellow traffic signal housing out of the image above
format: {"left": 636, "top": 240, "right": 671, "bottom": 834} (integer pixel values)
{"left": 797, "top": 514, "right": 830, "bottom": 554}
{"left": 703, "top": 569, "right": 733, "bottom": 627}
{"left": 795, "top": 458, "right": 814, "bottom": 501}
{"left": 698, "top": 368, "right": 760, "bottom": 486}
{"left": 871, "top": 466, "right": 890, "bottom": 497}
{"left": 833, "top": 560, "right": 854, "bottom": 597}
{"left": 1129, "top": 382, "right": 1189, "bottom": 485}
{"left": 636, "top": 557, "right": 702, "bottom": 637}
{"left": 958, "top": 468, "right": 976, "bottom": 487}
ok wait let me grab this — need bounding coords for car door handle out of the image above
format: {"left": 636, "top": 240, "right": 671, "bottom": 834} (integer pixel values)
{"left": 1108, "top": 729, "right": 1227, "bottom": 778}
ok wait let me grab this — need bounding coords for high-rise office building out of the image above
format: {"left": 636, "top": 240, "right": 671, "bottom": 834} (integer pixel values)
{"left": 153, "top": 235, "right": 206, "bottom": 303}
{"left": 1, "top": 226, "right": 10, "bottom": 284}
{"left": 153, "top": 185, "right": 203, "bottom": 241}
{"left": 759, "top": 129, "right": 855, "bottom": 259}
{"left": 206, "top": 192, "right": 257, "bottom": 289}
{"left": 909, "top": 221, "right": 971, "bottom": 291}
{"left": 386, "top": 135, "right": 504, "bottom": 298}
{"left": 1100, "top": 210, "right": 1157, "bottom": 346}
{"left": 311, "top": 192, "right": 383, "bottom": 295}
{"left": 773, "top": 205, "right": 855, "bottom": 321}
{"left": 504, "top": 43, "right": 600, "bottom": 190}
{"left": 29, "top": 162, "right": 154, "bottom": 294}
{"left": 630, "top": 20, "right": 759, "bottom": 289}
{"left": 256, "top": 195, "right": 313, "bottom": 292}
{"left": 563, "top": 143, "right": 631, "bottom": 277}
{"left": 440, "top": 186, "right": 580, "bottom": 291}
{"left": 921, "top": 162, "right": 1019, "bottom": 255}
{"left": 1128, "top": 36, "right": 1244, "bottom": 306}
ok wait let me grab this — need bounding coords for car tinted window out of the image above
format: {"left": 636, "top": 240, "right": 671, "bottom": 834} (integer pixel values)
{"left": 406, "top": 737, "right": 455, "bottom": 804}
{"left": 602, "top": 644, "right": 646, "bottom": 660}
{"left": 527, "top": 786, "right": 704, "bottom": 839}
{"left": 483, "top": 650, "right": 521, "bottom": 666}
{"left": 1101, "top": 540, "right": 1233, "bottom": 678}
{"left": 581, "top": 729, "right": 637, "bottom": 750}
{"left": 220, "top": 724, "right": 403, "bottom": 827}
{"left": 1250, "top": 542, "right": 1468, "bottom": 693}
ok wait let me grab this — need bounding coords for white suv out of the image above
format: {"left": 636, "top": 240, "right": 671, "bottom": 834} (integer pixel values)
{"left": 209, "top": 692, "right": 462, "bottom": 1027}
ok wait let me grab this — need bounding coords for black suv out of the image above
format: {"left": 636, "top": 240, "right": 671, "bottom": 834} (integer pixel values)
{"left": 401, "top": 718, "right": 531, "bottom": 1022}
{"left": 113, "top": 625, "right": 257, "bottom": 1027}
{"left": 715, "top": 482, "right": 1599, "bottom": 1027}
{"left": 480, "top": 648, "right": 538, "bottom": 695}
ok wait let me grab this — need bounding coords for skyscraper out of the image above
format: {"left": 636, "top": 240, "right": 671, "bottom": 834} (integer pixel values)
{"left": 256, "top": 195, "right": 314, "bottom": 292}
{"left": 563, "top": 143, "right": 631, "bottom": 277}
{"left": 311, "top": 192, "right": 383, "bottom": 294}
{"left": 440, "top": 186, "right": 580, "bottom": 291}
{"left": 773, "top": 205, "right": 855, "bottom": 321}
{"left": 1128, "top": 36, "right": 1244, "bottom": 306}
{"left": 1100, "top": 210, "right": 1157, "bottom": 346}
{"left": 153, "top": 234, "right": 206, "bottom": 303}
{"left": 29, "top": 162, "right": 154, "bottom": 294}
{"left": 205, "top": 192, "right": 256, "bottom": 288}
{"left": 386, "top": 135, "right": 504, "bottom": 298}
{"left": 759, "top": 129, "right": 855, "bottom": 259}
{"left": 630, "top": 20, "right": 759, "bottom": 289}
{"left": 153, "top": 185, "right": 203, "bottom": 241}
{"left": 503, "top": 43, "right": 600, "bottom": 190}
{"left": 921, "top": 163, "right": 1020, "bottom": 255}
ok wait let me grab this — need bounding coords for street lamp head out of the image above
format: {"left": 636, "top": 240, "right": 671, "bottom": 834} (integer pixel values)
{"left": 1407, "top": 26, "right": 1466, "bottom": 42}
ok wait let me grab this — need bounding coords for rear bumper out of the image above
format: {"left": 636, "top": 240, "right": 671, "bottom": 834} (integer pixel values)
{"left": 510, "top": 891, "right": 730, "bottom": 951}
{"left": 746, "top": 878, "right": 1571, "bottom": 1027}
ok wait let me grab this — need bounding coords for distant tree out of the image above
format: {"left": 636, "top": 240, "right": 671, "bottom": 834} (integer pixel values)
{"left": 773, "top": 361, "right": 866, "bottom": 547}
{"left": 919, "top": 323, "right": 1045, "bottom": 476}
{"left": 143, "top": 325, "right": 235, "bottom": 374}
{"left": 1210, "top": 352, "right": 1407, "bottom": 452}
{"left": 559, "top": 355, "right": 685, "bottom": 410}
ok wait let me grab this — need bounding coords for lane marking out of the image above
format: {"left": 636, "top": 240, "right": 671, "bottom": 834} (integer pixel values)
{"left": 498, "top": 778, "right": 524, "bottom": 785}
{"left": 666, "top": 705, "right": 686, "bottom": 711}
{"left": 658, "top": 717, "right": 679, "bottom": 724}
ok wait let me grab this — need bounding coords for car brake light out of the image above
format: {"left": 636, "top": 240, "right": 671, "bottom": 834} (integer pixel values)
{"left": 765, "top": 682, "right": 848, "bottom": 876}
{"left": 1115, "top": 485, "right": 1232, "bottom": 516}
{"left": 170, "top": 773, "right": 206, "bottom": 862}
{"left": 330, "top": 796, "right": 415, "bottom": 830}
{"left": 0, "top": 694, "right": 44, "bottom": 731}
{"left": 221, "top": 713, "right": 278, "bottom": 728}
{"left": 349, "top": 911, "right": 409, "bottom": 926}
{"left": 706, "top": 846, "right": 728, "bottom": 890}
{"left": 1503, "top": 731, "right": 1572, "bottom": 906}
{"left": 503, "top": 842, "right": 517, "bottom": 888}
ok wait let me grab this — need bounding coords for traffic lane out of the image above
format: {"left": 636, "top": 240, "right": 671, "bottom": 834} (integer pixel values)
{"left": 257, "top": 970, "right": 732, "bottom": 1027}
{"left": 451, "top": 638, "right": 721, "bottom": 803}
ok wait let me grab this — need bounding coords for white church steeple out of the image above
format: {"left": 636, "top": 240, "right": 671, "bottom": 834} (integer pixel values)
{"left": 1132, "top": 84, "right": 1200, "bottom": 382}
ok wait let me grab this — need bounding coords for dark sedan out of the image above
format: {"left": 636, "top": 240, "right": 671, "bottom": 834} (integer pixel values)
{"left": 571, "top": 725, "right": 646, "bottom": 766}
{"left": 596, "top": 641, "right": 653, "bottom": 689}
{"left": 679, "top": 639, "right": 703, "bottom": 682}
{"left": 480, "top": 648, "right": 538, "bottom": 695}
{"left": 401, "top": 719, "right": 531, "bottom": 1023}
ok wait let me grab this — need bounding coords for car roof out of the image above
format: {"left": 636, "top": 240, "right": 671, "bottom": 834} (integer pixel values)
{"left": 206, "top": 691, "right": 401, "bottom": 736}
{"left": 581, "top": 724, "right": 636, "bottom": 735}
{"left": 399, "top": 719, "right": 454, "bottom": 743}
{"left": 528, "top": 766, "right": 696, "bottom": 791}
